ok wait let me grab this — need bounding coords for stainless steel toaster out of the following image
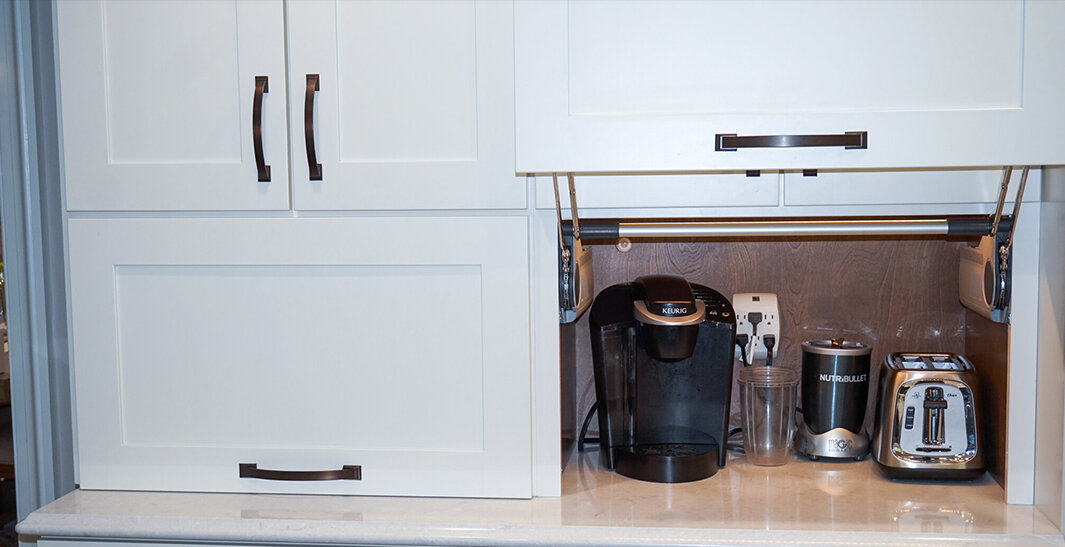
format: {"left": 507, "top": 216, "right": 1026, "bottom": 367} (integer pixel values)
{"left": 872, "top": 353, "right": 985, "bottom": 480}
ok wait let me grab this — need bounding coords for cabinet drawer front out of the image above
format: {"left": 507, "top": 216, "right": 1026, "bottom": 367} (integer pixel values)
{"left": 68, "top": 217, "right": 531, "bottom": 497}
{"left": 784, "top": 169, "right": 1039, "bottom": 207}
{"left": 516, "top": 1, "right": 1065, "bottom": 172}
{"left": 287, "top": 0, "right": 524, "bottom": 210}
{"left": 534, "top": 173, "right": 779, "bottom": 211}
{"left": 57, "top": 0, "right": 290, "bottom": 211}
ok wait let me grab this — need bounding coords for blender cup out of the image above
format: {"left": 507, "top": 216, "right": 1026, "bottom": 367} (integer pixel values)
{"left": 739, "top": 366, "right": 800, "bottom": 466}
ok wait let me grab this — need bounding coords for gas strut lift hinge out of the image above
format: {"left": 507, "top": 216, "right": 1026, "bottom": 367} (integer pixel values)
{"left": 959, "top": 166, "right": 1029, "bottom": 324}
{"left": 553, "top": 173, "right": 594, "bottom": 324}
{"left": 997, "top": 166, "right": 1029, "bottom": 279}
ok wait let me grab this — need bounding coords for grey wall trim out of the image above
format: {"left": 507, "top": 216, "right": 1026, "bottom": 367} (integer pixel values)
{"left": 0, "top": 0, "right": 75, "bottom": 520}
{"left": 27, "top": 0, "right": 74, "bottom": 502}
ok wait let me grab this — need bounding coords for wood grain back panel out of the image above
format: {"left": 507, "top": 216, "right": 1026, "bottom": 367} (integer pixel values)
{"left": 964, "top": 310, "right": 1009, "bottom": 487}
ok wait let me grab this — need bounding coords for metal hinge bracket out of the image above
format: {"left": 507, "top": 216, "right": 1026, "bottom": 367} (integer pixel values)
{"left": 553, "top": 174, "right": 594, "bottom": 323}
{"left": 959, "top": 166, "right": 1029, "bottom": 323}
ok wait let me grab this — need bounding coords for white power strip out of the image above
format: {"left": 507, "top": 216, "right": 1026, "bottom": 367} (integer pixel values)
{"left": 731, "top": 293, "right": 781, "bottom": 365}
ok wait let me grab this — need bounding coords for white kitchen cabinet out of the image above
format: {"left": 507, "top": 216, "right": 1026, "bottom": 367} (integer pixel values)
{"left": 56, "top": 0, "right": 290, "bottom": 211}
{"left": 56, "top": 0, "right": 523, "bottom": 212}
{"left": 515, "top": 0, "right": 1065, "bottom": 174}
{"left": 286, "top": 0, "right": 524, "bottom": 211}
{"left": 66, "top": 216, "right": 533, "bottom": 498}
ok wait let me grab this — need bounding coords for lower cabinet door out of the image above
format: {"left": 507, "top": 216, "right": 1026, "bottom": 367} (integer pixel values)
{"left": 67, "top": 216, "right": 532, "bottom": 498}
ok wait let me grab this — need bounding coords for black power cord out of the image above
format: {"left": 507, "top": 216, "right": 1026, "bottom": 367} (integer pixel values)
{"left": 746, "top": 312, "right": 762, "bottom": 365}
{"left": 726, "top": 427, "right": 745, "bottom": 453}
{"left": 735, "top": 333, "right": 750, "bottom": 366}
{"left": 748, "top": 312, "right": 762, "bottom": 342}
{"left": 578, "top": 402, "right": 600, "bottom": 451}
{"left": 764, "top": 333, "right": 776, "bottom": 367}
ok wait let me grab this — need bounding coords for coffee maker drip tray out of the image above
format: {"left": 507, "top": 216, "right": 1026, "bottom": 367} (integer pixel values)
{"left": 615, "top": 443, "right": 720, "bottom": 483}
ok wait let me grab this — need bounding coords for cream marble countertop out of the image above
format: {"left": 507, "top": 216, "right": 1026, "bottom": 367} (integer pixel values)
{"left": 18, "top": 451, "right": 1065, "bottom": 546}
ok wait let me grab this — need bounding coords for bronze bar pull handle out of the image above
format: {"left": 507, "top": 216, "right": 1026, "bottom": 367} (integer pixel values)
{"left": 252, "top": 76, "right": 270, "bottom": 182}
{"left": 239, "top": 463, "right": 361, "bottom": 481}
{"left": 305, "top": 74, "right": 323, "bottom": 180}
{"left": 715, "top": 131, "right": 867, "bottom": 151}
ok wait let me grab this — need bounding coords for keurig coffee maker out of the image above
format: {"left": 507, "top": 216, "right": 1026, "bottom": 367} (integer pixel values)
{"left": 590, "top": 275, "right": 737, "bottom": 483}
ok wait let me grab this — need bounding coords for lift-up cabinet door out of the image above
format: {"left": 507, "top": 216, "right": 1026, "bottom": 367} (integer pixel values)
{"left": 56, "top": 0, "right": 290, "bottom": 211}
{"left": 515, "top": 1, "right": 1065, "bottom": 173}
{"left": 66, "top": 217, "right": 532, "bottom": 498}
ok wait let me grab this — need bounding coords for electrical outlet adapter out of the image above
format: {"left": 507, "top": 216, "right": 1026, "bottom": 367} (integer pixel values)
{"left": 731, "top": 293, "right": 781, "bottom": 364}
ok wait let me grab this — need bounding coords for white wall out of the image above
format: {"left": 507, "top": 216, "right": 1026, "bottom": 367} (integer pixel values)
{"left": 1035, "top": 167, "right": 1065, "bottom": 525}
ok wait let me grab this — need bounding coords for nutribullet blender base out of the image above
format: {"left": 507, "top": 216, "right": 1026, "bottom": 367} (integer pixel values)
{"left": 796, "top": 421, "right": 869, "bottom": 461}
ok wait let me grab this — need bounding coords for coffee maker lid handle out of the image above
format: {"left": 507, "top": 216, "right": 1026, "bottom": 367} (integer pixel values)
{"left": 633, "top": 275, "right": 705, "bottom": 325}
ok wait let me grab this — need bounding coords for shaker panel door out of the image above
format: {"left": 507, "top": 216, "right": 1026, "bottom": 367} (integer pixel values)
{"left": 56, "top": 0, "right": 290, "bottom": 211}
{"left": 286, "top": 1, "right": 525, "bottom": 210}
{"left": 68, "top": 217, "right": 532, "bottom": 498}
{"left": 516, "top": 1, "right": 1065, "bottom": 173}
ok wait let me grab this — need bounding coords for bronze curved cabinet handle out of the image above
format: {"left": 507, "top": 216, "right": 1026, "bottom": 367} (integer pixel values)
{"left": 305, "top": 74, "right": 323, "bottom": 181}
{"left": 252, "top": 76, "right": 270, "bottom": 182}
{"left": 239, "top": 463, "right": 361, "bottom": 481}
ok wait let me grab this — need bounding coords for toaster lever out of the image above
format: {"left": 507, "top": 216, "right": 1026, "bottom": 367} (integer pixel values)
{"left": 923, "top": 387, "right": 947, "bottom": 445}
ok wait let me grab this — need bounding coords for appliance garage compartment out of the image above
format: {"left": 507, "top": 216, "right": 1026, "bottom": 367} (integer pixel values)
{"left": 15, "top": 0, "right": 1065, "bottom": 545}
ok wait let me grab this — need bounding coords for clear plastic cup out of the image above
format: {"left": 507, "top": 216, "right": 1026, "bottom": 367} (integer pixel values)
{"left": 739, "top": 366, "right": 799, "bottom": 466}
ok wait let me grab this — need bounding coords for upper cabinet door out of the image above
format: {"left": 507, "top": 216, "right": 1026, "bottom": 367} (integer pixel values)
{"left": 515, "top": 1, "right": 1065, "bottom": 174}
{"left": 56, "top": 1, "right": 290, "bottom": 211}
{"left": 286, "top": 1, "right": 525, "bottom": 211}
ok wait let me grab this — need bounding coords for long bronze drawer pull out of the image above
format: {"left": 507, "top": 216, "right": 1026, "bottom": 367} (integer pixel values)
{"left": 305, "top": 74, "right": 323, "bottom": 180}
{"left": 239, "top": 463, "right": 361, "bottom": 481}
{"left": 715, "top": 131, "right": 867, "bottom": 151}
{"left": 252, "top": 76, "right": 270, "bottom": 182}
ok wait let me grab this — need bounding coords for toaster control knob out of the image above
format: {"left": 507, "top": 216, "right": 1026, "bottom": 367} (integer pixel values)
{"left": 904, "top": 406, "right": 916, "bottom": 429}
{"left": 922, "top": 387, "right": 947, "bottom": 446}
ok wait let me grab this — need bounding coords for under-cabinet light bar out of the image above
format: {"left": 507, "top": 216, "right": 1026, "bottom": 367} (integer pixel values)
{"left": 619, "top": 219, "right": 948, "bottom": 238}
{"left": 568, "top": 216, "right": 1000, "bottom": 241}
